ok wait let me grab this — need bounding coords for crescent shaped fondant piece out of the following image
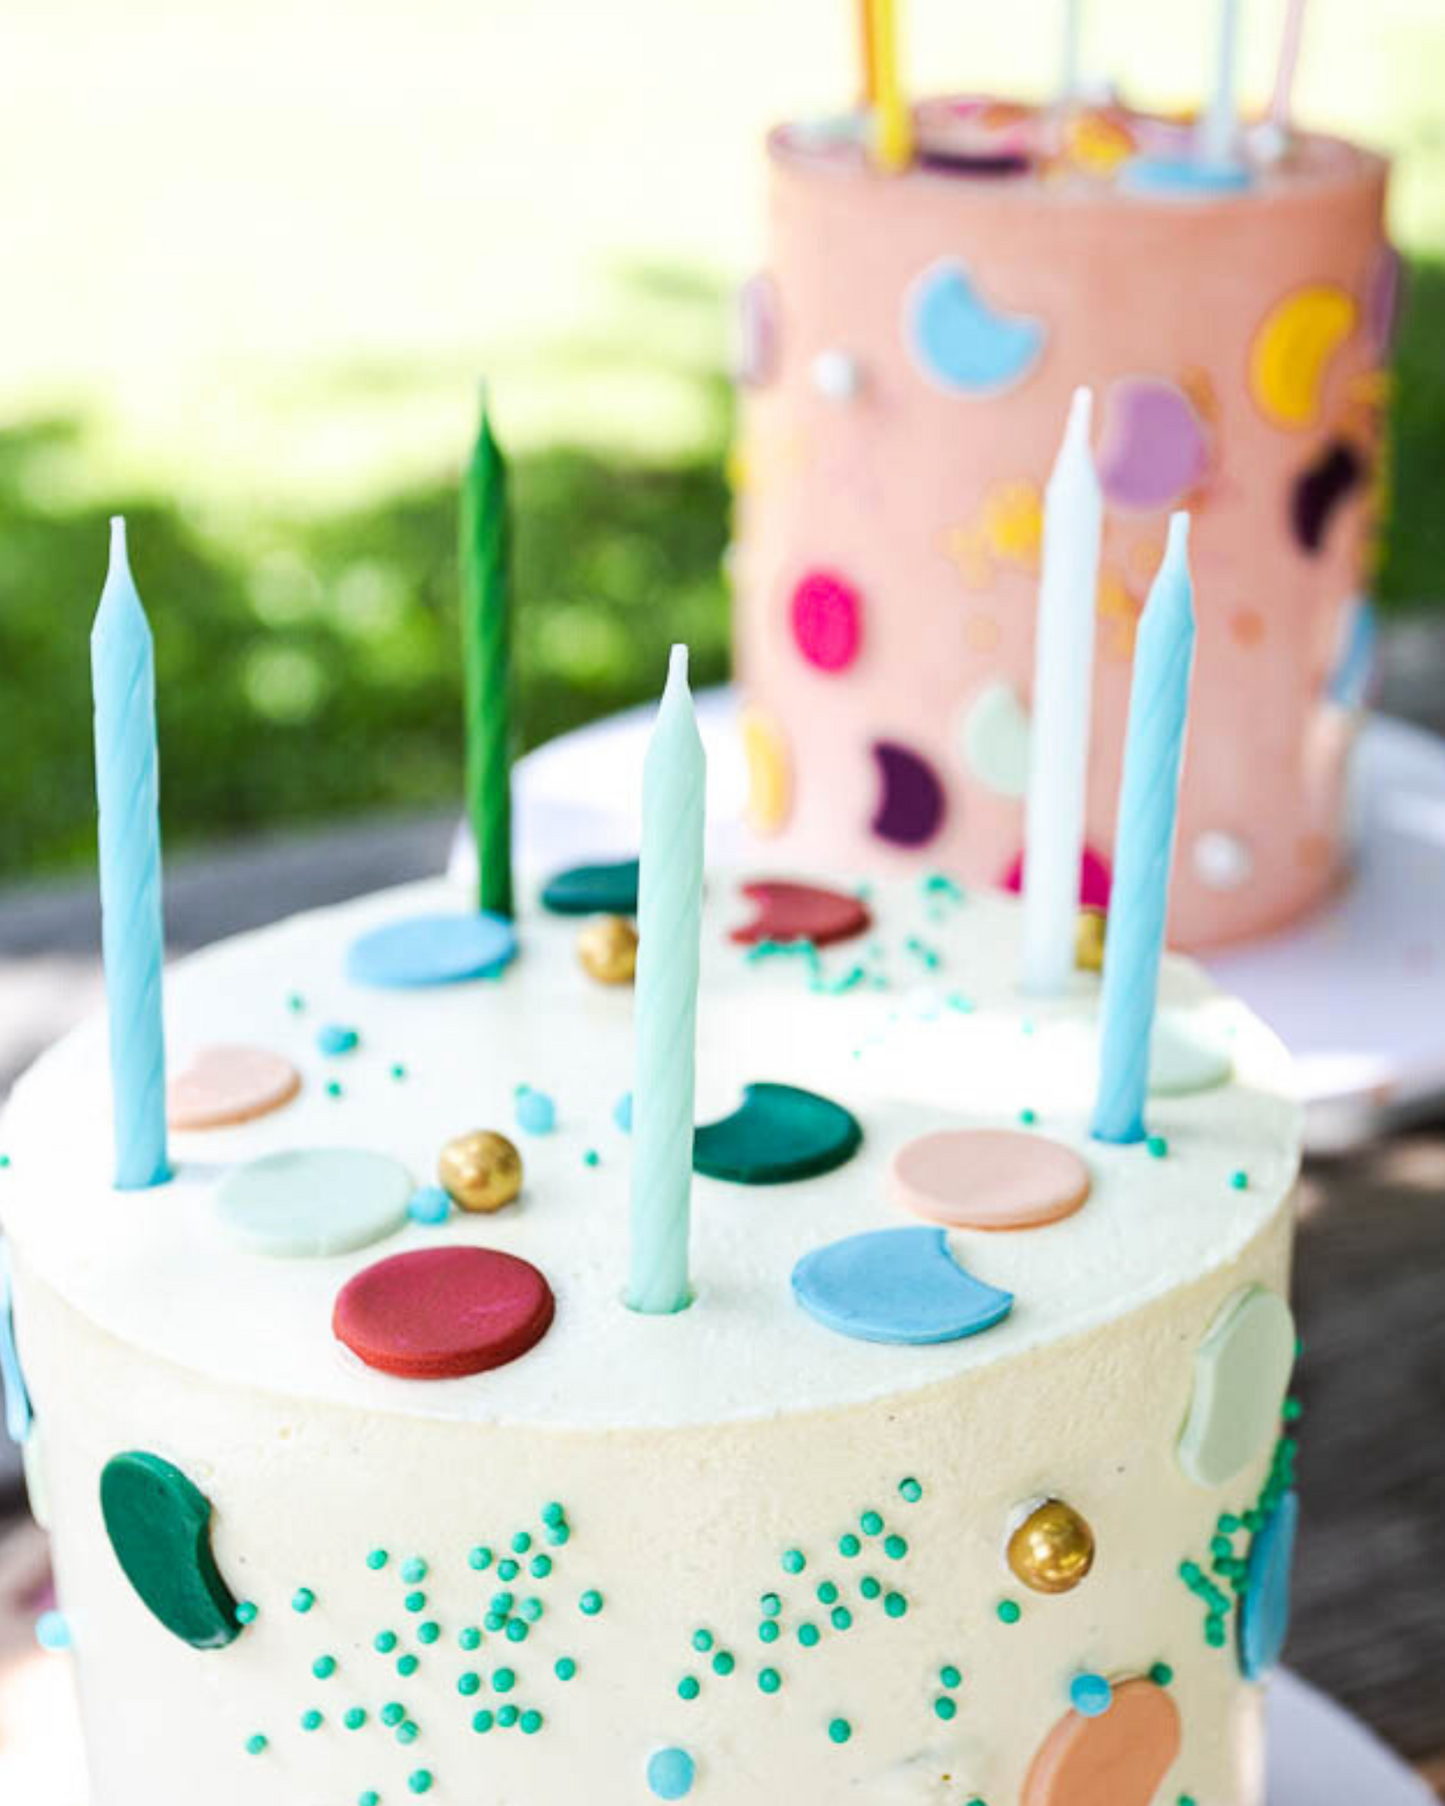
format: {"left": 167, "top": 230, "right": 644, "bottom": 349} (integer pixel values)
{"left": 1249, "top": 285, "right": 1358, "bottom": 430}
{"left": 1327, "top": 598, "right": 1377, "bottom": 710}
{"left": 888, "top": 1129, "right": 1091, "bottom": 1231}
{"left": 1022, "top": 1677, "right": 1182, "bottom": 1806}
{"left": 0, "top": 1245, "right": 32, "bottom": 1442}
{"left": 871, "top": 741, "right": 946, "bottom": 848}
{"left": 790, "top": 570, "right": 863, "bottom": 673}
{"left": 1178, "top": 1286, "right": 1296, "bottom": 1487}
{"left": 730, "top": 881, "right": 871, "bottom": 950}
{"left": 346, "top": 912, "right": 517, "bottom": 988}
{"left": 167, "top": 1045, "right": 301, "bottom": 1130}
{"left": 694, "top": 1083, "right": 863, "bottom": 1185}
{"left": 99, "top": 1451, "right": 241, "bottom": 1650}
{"left": 540, "top": 859, "right": 641, "bottom": 917}
{"left": 1290, "top": 439, "right": 1366, "bottom": 554}
{"left": 1239, "top": 1489, "right": 1299, "bottom": 1679}
{"left": 906, "top": 260, "right": 1045, "bottom": 396}
{"left": 333, "top": 1246, "right": 555, "bottom": 1379}
{"left": 740, "top": 704, "right": 791, "bottom": 836}
{"left": 1098, "top": 377, "right": 1209, "bottom": 512}
{"left": 1002, "top": 845, "right": 1111, "bottom": 911}
{"left": 214, "top": 1148, "right": 413, "bottom": 1258}
{"left": 791, "top": 1227, "right": 1014, "bottom": 1345}
{"left": 1120, "top": 156, "right": 1252, "bottom": 197}
{"left": 957, "top": 682, "right": 1031, "bottom": 798}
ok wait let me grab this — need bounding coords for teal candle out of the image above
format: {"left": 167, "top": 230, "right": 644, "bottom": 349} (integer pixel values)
{"left": 91, "top": 518, "right": 170, "bottom": 1189}
{"left": 1092, "top": 512, "right": 1196, "bottom": 1146}
{"left": 460, "top": 395, "right": 514, "bottom": 919}
{"left": 627, "top": 646, "right": 706, "bottom": 1314}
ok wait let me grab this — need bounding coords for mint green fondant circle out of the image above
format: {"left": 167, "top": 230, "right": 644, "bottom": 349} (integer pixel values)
{"left": 215, "top": 1148, "right": 412, "bottom": 1257}
{"left": 1178, "top": 1286, "right": 1296, "bottom": 1487}
{"left": 100, "top": 1451, "right": 239, "bottom": 1649}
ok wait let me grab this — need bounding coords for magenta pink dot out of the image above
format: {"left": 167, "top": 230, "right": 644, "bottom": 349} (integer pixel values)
{"left": 791, "top": 571, "right": 863, "bottom": 673}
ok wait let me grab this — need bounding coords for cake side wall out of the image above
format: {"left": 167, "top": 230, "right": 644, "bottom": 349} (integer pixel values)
{"left": 733, "top": 142, "right": 1389, "bottom": 948}
{"left": 14, "top": 1194, "right": 1291, "bottom": 1806}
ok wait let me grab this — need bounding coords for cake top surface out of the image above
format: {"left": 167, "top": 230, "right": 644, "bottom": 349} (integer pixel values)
{"left": 768, "top": 95, "right": 1385, "bottom": 203}
{"left": 0, "top": 871, "right": 1300, "bottom": 1430}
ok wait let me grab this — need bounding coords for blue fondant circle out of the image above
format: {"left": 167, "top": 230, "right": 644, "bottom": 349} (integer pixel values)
{"left": 347, "top": 912, "right": 517, "bottom": 988}
{"left": 907, "top": 260, "right": 1044, "bottom": 396}
{"left": 791, "top": 1226, "right": 1014, "bottom": 1346}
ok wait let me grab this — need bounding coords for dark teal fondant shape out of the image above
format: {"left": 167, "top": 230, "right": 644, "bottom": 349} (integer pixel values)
{"left": 100, "top": 1451, "right": 241, "bottom": 1650}
{"left": 693, "top": 1082, "right": 862, "bottom": 1185}
{"left": 540, "top": 858, "right": 640, "bottom": 917}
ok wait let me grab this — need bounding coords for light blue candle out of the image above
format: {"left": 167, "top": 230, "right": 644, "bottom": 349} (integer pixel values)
{"left": 91, "top": 518, "right": 170, "bottom": 1189}
{"left": 1092, "top": 512, "right": 1196, "bottom": 1146}
{"left": 627, "top": 645, "right": 706, "bottom": 1314}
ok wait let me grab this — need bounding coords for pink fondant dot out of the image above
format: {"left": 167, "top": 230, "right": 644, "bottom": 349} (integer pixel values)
{"left": 333, "top": 1247, "right": 554, "bottom": 1380}
{"left": 888, "top": 1129, "right": 1091, "bottom": 1231}
{"left": 730, "top": 880, "right": 871, "bottom": 949}
{"left": 167, "top": 1045, "right": 301, "bottom": 1130}
{"left": 1023, "top": 1679, "right": 1181, "bottom": 1806}
{"left": 790, "top": 570, "right": 862, "bottom": 673}
{"left": 1002, "top": 846, "right": 1111, "bottom": 911}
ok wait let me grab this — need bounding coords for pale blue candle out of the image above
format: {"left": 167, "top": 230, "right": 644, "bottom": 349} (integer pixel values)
{"left": 1092, "top": 512, "right": 1196, "bottom": 1146}
{"left": 627, "top": 645, "right": 706, "bottom": 1314}
{"left": 91, "top": 518, "right": 170, "bottom": 1189}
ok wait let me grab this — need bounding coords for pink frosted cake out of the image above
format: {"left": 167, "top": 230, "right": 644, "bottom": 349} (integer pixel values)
{"left": 732, "top": 98, "right": 1393, "bottom": 948}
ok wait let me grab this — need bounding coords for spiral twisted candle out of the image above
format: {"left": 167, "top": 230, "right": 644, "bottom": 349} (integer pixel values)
{"left": 1092, "top": 512, "right": 1196, "bottom": 1145}
{"left": 460, "top": 398, "right": 514, "bottom": 920}
{"left": 91, "top": 518, "right": 170, "bottom": 1189}
{"left": 627, "top": 646, "right": 706, "bottom": 1315}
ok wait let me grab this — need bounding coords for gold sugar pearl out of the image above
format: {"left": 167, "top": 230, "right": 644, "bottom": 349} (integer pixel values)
{"left": 577, "top": 915, "right": 638, "bottom": 986}
{"left": 438, "top": 1130, "right": 523, "bottom": 1214}
{"left": 1006, "top": 1498, "right": 1096, "bottom": 1595}
{"left": 1075, "top": 908, "right": 1107, "bottom": 974}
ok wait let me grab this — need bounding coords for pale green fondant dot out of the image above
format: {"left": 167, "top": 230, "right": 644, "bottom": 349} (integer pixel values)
{"left": 506, "top": 1620, "right": 529, "bottom": 1643}
{"left": 546, "top": 1524, "right": 571, "bottom": 1546}
{"left": 530, "top": 1554, "right": 553, "bottom": 1579}
{"left": 512, "top": 1531, "right": 532, "bottom": 1554}
{"left": 541, "top": 1501, "right": 567, "bottom": 1528}
{"left": 935, "top": 1696, "right": 957, "bottom": 1721}
{"left": 839, "top": 1534, "right": 861, "bottom": 1557}
{"left": 693, "top": 1628, "right": 714, "bottom": 1652}
{"left": 491, "top": 1590, "right": 514, "bottom": 1613}
{"left": 235, "top": 1600, "right": 258, "bottom": 1625}
{"left": 831, "top": 1607, "right": 852, "bottom": 1631}
{"left": 497, "top": 1558, "right": 520, "bottom": 1581}
{"left": 520, "top": 1597, "right": 543, "bottom": 1623}
{"left": 360, "top": 1793, "right": 380, "bottom": 1806}
{"left": 816, "top": 1581, "right": 839, "bottom": 1605}
{"left": 498, "top": 1705, "right": 519, "bottom": 1727}
{"left": 396, "top": 1719, "right": 419, "bottom": 1745}
{"left": 408, "top": 1770, "right": 433, "bottom": 1793}
{"left": 860, "top": 1576, "right": 882, "bottom": 1600}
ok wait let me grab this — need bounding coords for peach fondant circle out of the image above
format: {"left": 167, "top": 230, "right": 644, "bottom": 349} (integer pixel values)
{"left": 1022, "top": 1678, "right": 1182, "bottom": 1806}
{"left": 888, "top": 1129, "right": 1090, "bottom": 1230}
{"left": 167, "top": 1045, "right": 301, "bottom": 1130}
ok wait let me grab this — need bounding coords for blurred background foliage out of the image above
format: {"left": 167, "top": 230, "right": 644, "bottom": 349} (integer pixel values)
{"left": 0, "top": 253, "right": 1440, "bottom": 879}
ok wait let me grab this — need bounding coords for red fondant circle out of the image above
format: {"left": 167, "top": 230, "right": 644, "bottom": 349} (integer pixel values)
{"left": 790, "top": 570, "right": 862, "bottom": 673}
{"left": 333, "top": 1247, "right": 555, "bottom": 1380}
{"left": 730, "top": 880, "right": 871, "bottom": 949}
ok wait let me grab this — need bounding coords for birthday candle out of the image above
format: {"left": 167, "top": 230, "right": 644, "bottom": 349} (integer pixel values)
{"left": 1059, "top": 0, "right": 1084, "bottom": 104}
{"left": 1021, "top": 388, "right": 1103, "bottom": 997}
{"left": 1091, "top": 513, "right": 1196, "bottom": 1146}
{"left": 626, "top": 646, "right": 706, "bottom": 1315}
{"left": 857, "top": 0, "right": 879, "bottom": 106}
{"left": 867, "top": 0, "right": 913, "bottom": 173}
{"left": 91, "top": 518, "right": 169, "bottom": 1190}
{"left": 460, "top": 394, "right": 514, "bottom": 919}
{"left": 1269, "top": 0, "right": 1308, "bottom": 133}
{"left": 1199, "top": 0, "right": 1242, "bottom": 167}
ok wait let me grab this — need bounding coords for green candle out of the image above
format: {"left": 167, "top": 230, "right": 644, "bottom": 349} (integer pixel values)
{"left": 459, "top": 396, "right": 514, "bottom": 919}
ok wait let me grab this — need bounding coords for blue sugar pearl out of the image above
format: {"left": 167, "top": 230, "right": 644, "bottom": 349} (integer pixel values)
{"left": 1070, "top": 1672, "right": 1114, "bottom": 1717}
{"left": 514, "top": 1088, "right": 556, "bottom": 1135}
{"left": 647, "top": 1747, "right": 696, "bottom": 1799}
{"left": 613, "top": 1092, "right": 633, "bottom": 1133}
{"left": 35, "top": 1610, "right": 71, "bottom": 1651}
{"left": 316, "top": 1023, "right": 360, "bottom": 1056}
{"left": 408, "top": 1186, "right": 451, "bottom": 1226}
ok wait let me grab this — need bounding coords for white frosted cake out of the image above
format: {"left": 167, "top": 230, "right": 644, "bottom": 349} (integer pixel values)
{"left": 0, "top": 865, "right": 1302, "bottom": 1806}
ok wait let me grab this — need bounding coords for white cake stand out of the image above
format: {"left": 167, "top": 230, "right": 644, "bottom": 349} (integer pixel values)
{"left": 467, "top": 694, "right": 1445, "bottom": 1156}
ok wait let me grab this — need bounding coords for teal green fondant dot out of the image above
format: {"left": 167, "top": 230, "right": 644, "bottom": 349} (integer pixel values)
{"left": 838, "top": 1533, "right": 861, "bottom": 1558}
{"left": 520, "top": 1597, "right": 543, "bottom": 1623}
{"left": 899, "top": 1477, "right": 923, "bottom": 1502}
{"left": 860, "top": 1510, "right": 883, "bottom": 1536}
{"left": 459, "top": 1626, "right": 481, "bottom": 1650}
{"left": 418, "top": 1621, "right": 440, "bottom": 1645}
{"left": 935, "top": 1696, "right": 957, "bottom": 1721}
{"left": 491, "top": 1589, "right": 514, "bottom": 1613}
{"left": 884, "top": 1592, "right": 907, "bottom": 1618}
{"left": 498, "top": 1705, "right": 519, "bottom": 1727}
{"left": 404, "top": 1590, "right": 426, "bottom": 1613}
{"left": 530, "top": 1554, "right": 553, "bottom": 1579}
{"left": 828, "top": 1717, "right": 852, "bottom": 1744}
{"left": 505, "top": 1619, "right": 529, "bottom": 1643}
{"left": 360, "top": 1792, "right": 380, "bottom": 1806}
{"left": 345, "top": 1707, "right": 367, "bottom": 1730}
{"left": 397, "top": 1653, "right": 419, "bottom": 1676}
{"left": 555, "top": 1656, "right": 577, "bottom": 1681}
{"left": 313, "top": 1655, "right": 337, "bottom": 1679}
{"left": 473, "top": 1710, "right": 495, "bottom": 1733}
{"left": 996, "top": 1599, "right": 1021, "bottom": 1625}
{"left": 883, "top": 1534, "right": 908, "bottom": 1560}
{"left": 520, "top": 1710, "right": 543, "bottom": 1734}
{"left": 497, "top": 1558, "right": 520, "bottom": 1581}
{"left": 579, "top": 1589, "right": 604, "bottom": 1615}
{"left": 546, "top": 1524, "right": 571, "bottom": 1547}
{"left": 759, "top": 1666, "right": 781, "bottom": 1693}
{"left": 458, "top": 1672, "right": 481, "bottom": 1695}
{"left": 375, "top": 1630, "right": 398, "bottom": 1653}
{"left": 760, "top": 1592, "right": 782, "bottom": 1618}
{"left": 245, "top": 1734, "right": 267, "bottom": 1755}
{"left": 484, "top": 1612, "right": 506, "bottom": 1631}
{"left": 712, "top": 1650, "right": 735, "bottom": 1676}
{"left": 798, "top": 1622, "right": 820, "bottom": 1648}
{"left": 541, "top": 1502, "right": 567, "bottom": 1528}
{"left": 940, "top": 1664, "right": 961, "bottom": 1688}
{"left": 831, "top": 1607, "right": 852, "bottom": 1631}
{"left": 402, "top": 1557, "right": 427, "bottom": 1583}
{"left": 758, "top": 1620, "right": 780, "bottom": 1644}
{"left": 469, "top": 1546, "right": 493, "bottom": 1571}
{"left": 860, "top": 1576, "right": 882, "bottom": 1600}
{"left": 781, "top": 1549, "right": 806, "bottom": 1575}
{"left": 816, "top": 1580, "right": 839, "bottom": 1605}
{"left": 1151, "top": 1662, "right": 1175, "bottom": 1686}
{"left": 408, "top": 1771, "right": 433, "bottom": 1793}
{"left": 493, "top": 1666, "right": 516, "bottom": 1692}
{"left": 381, "top": 1702, "right": 404, "bottom": 1726}
{"left": 396, "top": 1719, "right": 419, "bottom": 1745}
{"left": 678, "top": 1675, "right": 700, "bottom": 1700}
{"left": 692, "top": 1628, "right": 714, "bottom": 1652}
{"left": 366, "top": 1548, "right": 389, "bottom": 1570}
{"left": 301, "top": 1709, "right": 323, "bottom": 1732}
{"left": 512, "top": 1531, "right": 532, "bottom": 1554}
{"left": 1146, "top": 1134, "right": 1169, "bottom": 1159}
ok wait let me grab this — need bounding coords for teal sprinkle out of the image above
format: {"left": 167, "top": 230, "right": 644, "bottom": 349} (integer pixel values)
{"left": 860, "top": 1576, "right": 882, "bottom": 1600}
{"left": 860, "top": 1510, "right": 883, "bottom": 1536}
{"left": 301, "top": 1710, "right": 323, "bottom": 1732}
{"left": 884, "top": 1592, "right": 908, "bottom": 1619}
{"left": 678, "top": 1675, "right": 701, "bottom": 1701}
{"left": 497, "top": 1705, "right": 519, "bottom": 1728}
{"left": 759, "top": 1666, "right": 781, "bottom": 1693}
{"left": 760, "top": 1592, "right": 782, "bottom": 1617}
{"left": 375, "top": 1630, "right": 398, "bottom": 1653}
{"left": 1150, "top": 1662, "right": 1174, "bottom": 1687}
{"left": 530, "top": 1554, "right": 553, "bottom": 1579}
{"left": 546, "top": 1523, "right": 571, "bottom": 1547}
{"left": 541, "top": 1502, "right": 567, "bottom": 1527}
{"left": 579, "top": 1589, "right": 604, "bottom": 1616}
{"left": 1230, "top": 1170, "right": 1249, "bottom": 1190}
{"left": 360, "top": 1795, "right": 380, "bottom": 1806}
{"left": 935, "top": 1696, "right": 957, "bottom": 1721}
{"left": 491, "top": 1590, "right": 514, "bottom": 1613}
{"left": 520, "top": 1710, "right": 543, "bottom": 1734}
{"left": 458, "top": 1672, "right": 481, "bottom": 1696}
{"left": 940, "top": 1664, "right": 961, "bottom": 1688}
{"left": 292, "top": 1588, "right": 316, "bottom": 1614}
{"left": 512, "top": 1531, "right": 532, "bottom": 1554}
{"left": 582, "top": 1148, "right": 600, "bottom": 1167}
{"left": 1146, "top": 1134, "right": 1170, "bottom": 1159}
{"left": 759, "top": 1620, "right": 780, "bottom": 1644}
{"left": 798, "top": 1622, "right": 820, "bottom": 1648}
{"left": 391, "top": 1063, "right": 407, "bottom": 1081}
{"left": 408, "top": 1771, "right": 433, "bottom": 1794}
{"left": 402, "top": 1558, "right": 427, "bottom": 1583}
{"left": 921, "top": 872, "right": 963, "bottom": 902}
{"left": 404, "top": 1591, "right": 426, "bottom": 1613}
{"left": 234, "top": 1600, "right": 258, "bottom": 1625}
{"left": 555, "top": 1657, "right": 577, "bottom": 1681}
{"left": 898, "top": 1477, "right": 923, "bottom": 1503}
{"left": 519, "top": 1597, "right": 543, "bottom": 1623}
{"left": 418, "top": 1621, "right": 440, "bottom": 1645}
{"left": 469, "top": 1546, "right": 493, "bottom": 1571}
{"left": 505, "top": 1619, "right": 529, "bottom": 1643}
{"left": 244, "top": 1734, "right": 267, "bottom": 1755}
{"left": 312, "top": 1655, "right": 337, "bottom": 1679}
{"left": 325, "top": 1080, "right": 343, "bottom": 1098}
{"left": 381, "top": 1703, "right": 405, "bottom": 1726}
{"left": 493, "top": 1667, "right": 516, "bottom": 1693}
{"left": 397, "top": 1654, "right": 419, "bottom": 1677}
{"left": 781, "top": 1549, "right": 806, "bottom": 1575}
{"left": 828, "top": 1717, "right": 852, "bottom": 1745}
{"left": 830, "top": 1607, "right": 852, "bottom": 1631}
{"left": 884, "top": 1534, "right": 908, "bottom": 1560}
{"left": 816, "top": 1581, "right": 839, "bottom": 1605}
{"left": 484, "top": 1612, "right": 506, "bottom": 1631}
{"left": 472, "top": 1710, "right": 494, "bottom": 1734}
{"left": 497, "top": 1558, "right": 520, "bottom": 1582}
{"left": 838, "top": 1533, "right": 861, "bottom": 1558}
{"left": 396, "top": 1720, "right": 419, "bottom": 1745}
{"left": 946, "top": 991, "right": 976, "bottom": 1013}
{"left": 996, "top": 1599, "right": 1022, "bottom": 1625}
{"left": 344, "top": 1708, "right": 367, "bottom": 1730}
{"left": 366, "top": 1549, "right": 389, "bottom": 1571}
{"left": 1018, "top": 1107, "right": 1038, "bottom": 1126}
{"left": 712, "top": 1651, "right": 735, "bottom": 1676}
{"left": 287, "top": 994, "right": 305, "bottom": 1013}
{"left": 693, "top": 1629, "right": 714, "bottom": 1652}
